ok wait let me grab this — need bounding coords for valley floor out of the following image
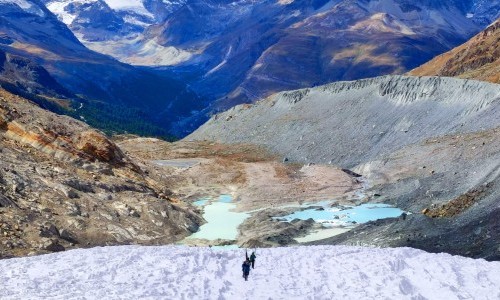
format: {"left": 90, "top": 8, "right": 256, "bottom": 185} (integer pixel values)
{"left": 0, "top": 245, "right": 498, "bottom": 300}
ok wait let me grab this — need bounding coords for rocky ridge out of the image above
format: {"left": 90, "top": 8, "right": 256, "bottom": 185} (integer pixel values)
{"left": 410, "top": 18, "right": 500, "bottom": 83}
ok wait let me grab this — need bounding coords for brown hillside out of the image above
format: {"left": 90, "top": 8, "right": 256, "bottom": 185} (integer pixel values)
{"left": 409, "top": 19, "right": 500, "bottom": 83}
{"left": 0, "top": 88, "right": 202, "bottom": 258}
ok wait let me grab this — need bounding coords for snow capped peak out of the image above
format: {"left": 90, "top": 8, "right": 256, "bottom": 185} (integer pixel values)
{"left": 103, "top": 0, "right": 143, "bottom": 10}
{"left": 45, "top": 0, "right": 159, "bottom": 28}
{"left": 0, "top": 0, "right": 45, "bottom": 16}
{"left": 103, "top": 0, "right": 153, "bottom": 18}
{"left": 45, "top": 0, "right": 100, "bottom": 25}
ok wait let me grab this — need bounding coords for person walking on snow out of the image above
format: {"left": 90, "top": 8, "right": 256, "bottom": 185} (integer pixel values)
{"left": 249, "top": 251, "right": 256, "bottom": 269}
{"left": 242, "top": 259, "right": 251, "bottom": 281}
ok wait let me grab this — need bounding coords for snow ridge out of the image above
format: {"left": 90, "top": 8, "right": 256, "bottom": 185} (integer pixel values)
{"left": 0, "top": 245, "right": 499, "bottom": 299}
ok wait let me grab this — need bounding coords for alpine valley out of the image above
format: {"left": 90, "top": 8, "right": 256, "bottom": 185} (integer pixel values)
{"left": 0, "top": 1, "right": 500, "bottom": 298}
{"left": 3, "top": 0, "right": 499, "bottom": 136}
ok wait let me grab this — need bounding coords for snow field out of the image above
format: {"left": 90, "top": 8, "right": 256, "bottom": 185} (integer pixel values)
{"left": 0, "top": 245, "right": 499, "bottom": 299}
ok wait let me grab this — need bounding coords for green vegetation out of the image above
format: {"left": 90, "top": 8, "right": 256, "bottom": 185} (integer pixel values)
{"left": 74, "top": 99, "right": 178, "bottom": 141}
{"left": 0, "top": 83, "right": 177, "bottom": 141}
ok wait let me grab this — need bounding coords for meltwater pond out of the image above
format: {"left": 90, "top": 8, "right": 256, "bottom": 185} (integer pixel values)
{"left": 185, "top": 194, "right": 406, "bottom": 245}
{"left": 187, "top": 195, "right": 249, "bottom": 241}
{"left": 279, "top": 203, "right": 405, "bottom": 225}
{"left": 279, "top": 203, "right": 406, "bottom": 243}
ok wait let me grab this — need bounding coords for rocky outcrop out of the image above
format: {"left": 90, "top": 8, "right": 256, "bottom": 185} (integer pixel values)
{"left": 238, "top": 208, "right": 315, "bottom": 248}
{"left": 410, "top": 18, "right": 500, "bottom": 84}
{"left": 0, "top": 88, "right": 202, "bottom": 258}
{"left": 422, "top": 182, "right": 494, "bottom": 218}
{"left": 76, "top": 131, "right": 128, "bottom": 165}
{"left": 0, "top": 90, "right": 129, "bottom": 167}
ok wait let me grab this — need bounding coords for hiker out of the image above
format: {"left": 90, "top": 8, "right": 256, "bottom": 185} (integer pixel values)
{"left": 249, "top": 251, "right": 256, "bottom": 269}
{"left": 242, "top": 259, "right": 251, "bottom": 281}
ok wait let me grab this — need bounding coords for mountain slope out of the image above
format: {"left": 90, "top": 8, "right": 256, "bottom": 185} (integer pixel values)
{"left": 187, "top": 75, "right": 500, "bottom": 258}
{"left": 217, "top": 0, "right": 487, "bottom": 107}
{"left": 409, "top": 18, "right": 500, "bottom": 83}
{"left": 0, "top": 48, "right": 73, "bottom": 99}
{"left": 42, "top": 0, "right": 191, "bottom": 65}
{"left": 0, "top": 87, "right": 201, "bottom": 258}
{"left": 1, "top": 245, "right": 499, "bottom": 298}
{"left": 0, "top": 0, "right": 204, "bottom": 138}
{"left": 188, "top": 76, "right": 500, "bottom": 167}
{"left": 158, "top": 0, "right": 493, "bottom": 105}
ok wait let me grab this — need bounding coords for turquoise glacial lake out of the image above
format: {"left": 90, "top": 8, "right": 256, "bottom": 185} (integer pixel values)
{"left": 279, "top": 203, "right": 405, "bottom": 224}
{"left": 188, "top": 195, "right": 249, "bottom": 241}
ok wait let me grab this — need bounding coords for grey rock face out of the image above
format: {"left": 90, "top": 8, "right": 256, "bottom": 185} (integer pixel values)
{"left": 40, "top": 239, "right": 65, "bottom": 252}
{"left": 188, "top": 75, "right": 500, "bottom": 168}
{"left": 0, "top": 193, "right": 16, "bottom": 208}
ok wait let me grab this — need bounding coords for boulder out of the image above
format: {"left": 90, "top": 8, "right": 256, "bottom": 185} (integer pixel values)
{"left": 39, "top": 223, "right": 59, "bottom": 238}
{"left": 0, "top": 193, "right": 16, "bottom": 207}
{"left": 41, "top": 239, "right": 65, "bottom": 252}
{"left": 59, "top": 229, "right": 78, "bottom": 244}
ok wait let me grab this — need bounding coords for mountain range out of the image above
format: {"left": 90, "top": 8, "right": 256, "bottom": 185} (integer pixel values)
{"left": 43, "top": 0, "right": 500, "bottom": 103}
{"left": 0, "top": 0, "right": 204, "bottom": 138}
{"left": 0, "top": 0, "right": 499, "bottom": 263}
{"left": 0, "top": 0, "right": 498, "bottom": 137}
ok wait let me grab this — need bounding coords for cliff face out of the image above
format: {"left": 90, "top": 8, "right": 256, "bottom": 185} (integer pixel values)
{"left": 409, "top": 18, "right": 500, "bottom": 84}
{"left": 0, "top": 89, "right": 201, "bottom": 258}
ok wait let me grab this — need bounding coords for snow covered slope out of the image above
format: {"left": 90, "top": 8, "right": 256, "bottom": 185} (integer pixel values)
{"left": 42, "top": 0, "right": 190, "bottom": 65}
{"left": 0, "top": 245, "right": 499, "bottom": 299}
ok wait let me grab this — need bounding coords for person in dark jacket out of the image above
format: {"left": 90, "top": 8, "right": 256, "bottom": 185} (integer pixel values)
{"left": 249, "top": 251, "right": 256, "bottom": 269}
{"left": 242, "top": 259, "right": 251, "bottom": 281}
